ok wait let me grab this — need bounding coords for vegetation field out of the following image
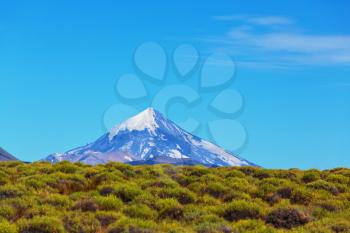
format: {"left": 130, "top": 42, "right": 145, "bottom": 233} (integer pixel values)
{"left": 0, "top": 161, "right": 350, "bottom": 233}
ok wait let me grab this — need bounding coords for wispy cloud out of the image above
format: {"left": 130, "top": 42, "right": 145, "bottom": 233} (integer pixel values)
{"left": 214, "top": 15, "right": 293, "bottom": 26}
{"left": 207, "top": 15, "right": 350, "bottom": 67}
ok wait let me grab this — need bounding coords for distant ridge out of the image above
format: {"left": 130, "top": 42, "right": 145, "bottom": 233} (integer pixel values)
{"left": 0, "top": 147, "right": 18, "bottom": 161}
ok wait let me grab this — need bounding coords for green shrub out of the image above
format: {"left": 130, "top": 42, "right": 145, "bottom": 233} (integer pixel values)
{"left": 54, "top": 162, "right": 80, "bottom": 174}
{"left": 0, "top": 170, "right": 9, "bottom": 186}
{"left": 318, "top": 199, "right": 345, "bottom": 212}
{"left": 251, "top": 169, "right": 271, "bottom": 179}
{"left": 183, "top": 205, "right": 211, "bottom": 223}
{"left": 95, "top": 195, "right": 123, "bottom": 211}
{"left": 137, "top": 165, "right": 164, "bottom": 179}
{"left": 265, "top": 207, "right": 309, "bottom": 229}
{"left": 255, "top": 183, "right": 278, "bottom": 201}
{"left": 265, "top": 193, "right": 281, "bottom": 205}
{"left": 238, "top": 167, "right": 261, "bottom": 176}
{"left": 260, "top": 178, "right": 291, "bottom": 187}
{"left": 108, "top": 162, "right": 136, "bottom": 177}
{"left": 302, "top": 170, "right": 321, "bottom": 183}
{"left": 171, "top": 173, "right": 195, "bottom": 186}
{"left": 72, "top": 198, "right": 98, "bottom": 212}
{"left": 99, "top": 185, "right": 116, "bottom": 196}
{"left": 107, "top": 217, "right": 157, "bottom": 233}
{"left": 326, "top": 174, "right": 349, "bottom": 185}
{"left": 1, "top": 161, "right": 350, "bottom": 232}
{"left": 296, "top": 217, "right": 350, "bottom": 233}
{"left": 114, "top": 184, "right": 142, "bottom": 202}
{"left": 5, "top": 197, "right": 33, "bottom": 220}
{"left": 42, "top": 194, "right": 71, "bottom": 208}
{"left": 199, "top": 174, "right": 221, "bottom": 183}
{"left": 157, "top": 198, "right": 184, "bottom": 220}
{"left": 222, "top": 200, "right": 263, "bottom": 222}
{"left": 0, "top": 204, "right": 16, "bottom": 221}
{"left": 63, "top": 212, "right": 101, "bottom": 233}
{"left": 143, "top": 178, "right": 178, "bottom": 189}
{"left": 196, "top": 222, "right": 232, "bottom": 233}
{"left": 231, "top": 219, "right": 276, "bottom": 233}
{"left": 0, "top": 220, "right": 18, "bottom": 233}
{"left": 92, "top": 171, "right": 124, "bottom": 186}
{"left": 227, "top": 177, "right": 253, "bottom": 193}
{"left": 203, "top": 182, "right": 229, "bottom": 198}
{"left": 18, "top": 216, "right": 64, "bottom": 233}
{"left": 185, "top": 166, "right": 210, "bottom": 177}
{"left": 197, "top": 194, "right": 221, "bottom": 206}
{"left": 157, "top": 187, "right": 196, "bottom": 204}
{"left": 23, "top": 177, "right": 45, "bottom": 189}
{"left": 0, "top": 185, "right": 23, "bottom": 199}
{"left": 330, "top": 220, "right": 350, "bottom": 233}
{"left": 22, "top": 204, "right": 57, "bottom": 219}
{"left": 123, "top": 204, "right": 157, "bottom": 219}
{"left": 290, "top": 187, "right": 313, "bottom": 205}
{"left": 223, "top": 190, "right": 251, "bottom": 203}
{"left": 225, "top": 169, "right": 245, "bottom": 178}
{"left": 276, "top": 186, "right": 294, "bottom": 199}
{"left": 307, "top": 180, "right": 339, "bottom": 195}
{"left": 96, "top": 211, "right": 121, "bottom": 227}
{"left": 266, "top": 186, "right": 295, "bottom": 205}
{"left": 132, "top": 192, "right": 157, "bottom": 209}
{"left": 273, "top": 170, "right": 299, "bottom": 181}
{"left": 46, "top": 173, "right": 87, "bottom": 194}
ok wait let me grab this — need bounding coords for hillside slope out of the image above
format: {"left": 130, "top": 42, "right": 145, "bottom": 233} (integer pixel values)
{"left": 0, "top": 161, "right": 349, "bottom": 232}
{"left": 0, "top": 147, "right": 18, "bottom": 161}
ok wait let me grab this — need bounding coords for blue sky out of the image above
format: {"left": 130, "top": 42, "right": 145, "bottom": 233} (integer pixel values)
{"left": 1, "top": 1, "right": 350, "bottom": 169}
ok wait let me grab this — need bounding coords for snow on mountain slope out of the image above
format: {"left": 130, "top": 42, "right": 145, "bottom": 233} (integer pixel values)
{"left": 43, "top": 108, "right": 254, "bottom": 166}
{"left": 109, "top": 108, "right": 159, "bottom": 139}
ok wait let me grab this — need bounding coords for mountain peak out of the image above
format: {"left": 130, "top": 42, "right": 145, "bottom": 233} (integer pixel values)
{"left": 109, "top": 107, "right": 160, "bottom": 140}
{"left": 44, "top": 108, "right": 255, "bottom": 167}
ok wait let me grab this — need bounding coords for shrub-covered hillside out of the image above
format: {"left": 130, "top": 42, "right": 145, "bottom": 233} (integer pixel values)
{"left": 0, "top": 162, "right": 349, "bottom": 233}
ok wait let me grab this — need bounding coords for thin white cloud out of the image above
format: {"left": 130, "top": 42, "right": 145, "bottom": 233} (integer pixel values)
{"left": 228, "top": 29, "right": 350, "bottom": 64}
{"left": 214, "top": 15, "right": 293, "bottom": 26}
{"left": 206, "top": 15, "right": 350, "bottom": 67}
{"left": 249, "top": 16, "right": 293, "bottom": 26}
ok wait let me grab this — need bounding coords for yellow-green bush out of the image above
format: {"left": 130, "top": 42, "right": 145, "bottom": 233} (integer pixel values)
{"left": 94, "top": 195, "right": 123, "bottom": 211}
{"left": 156, "top": 198, "right": 184, "bottom": 220}
{"left": 307, "top": 180, "right": 340, "bottom": 195}
{"left": 106, "top": 216, "right": 157, "bottom": 233}
{"left": 231, "top": 219, "right": 277, "bottom": 233}
{"left": 41, "top": 193, "right": 72, "bottom": 208}
{"left": 63, "top": 212, "right": 101, "bottom": 233}
{"left": 0, "top": 185, "right": 24, "bottom": 199}
{"left": 0, "top": 161, "right": 349, "bottom": 232}
{"left": 302, "top": 170, "right": 321, "bottom": 183}
{"left": 95, "top": 211, "right": 121, "bottom": 227}
{"left": 17, "top": 216, "right": 64, "bottom": 233}
{"left": 123, "top": 204, "right": 157, "bottom": 219}
{"left": 113, "top": 184, "right": 142, "bottom": 202}
{"left": 221, "top": 200, "right": 263, "bottom": 221}
{"left": 290, "top": 187, "right": 313, "bottom": 205}
{"left": 0, "top": 220, "right": 17, "bottom": 233}
{"left": 72, "top": 198, "right": 98, "bottom": 212}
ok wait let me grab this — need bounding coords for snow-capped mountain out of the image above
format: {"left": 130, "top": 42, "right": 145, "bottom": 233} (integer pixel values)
{"left": 44, "top": 108, "right": 254, "bottom": 166}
